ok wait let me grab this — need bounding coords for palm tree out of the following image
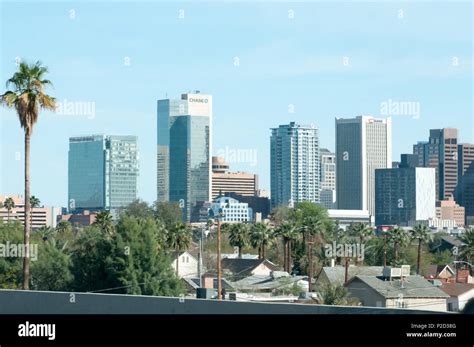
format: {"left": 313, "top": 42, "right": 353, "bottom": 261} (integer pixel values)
{"left": 228, "top": 223, "right": 249, "bottom": 258}
{"left": 410, "top": 224, "right": 431, "bottom": 275}
{"left": 387, "top": 226, "right": 409, "bottom": 264}
{"left": 250, "top": 222, "right": 274, "bottom": 259}
{"left": 93, "top": 210, "right": 114, "bottom": 236}
{"left": 56, "top": 220, "right": 72, "bottom": 234}
{"left": 1, "top": 61, "right": 56, "bottom": 290}
{"left": 29, "top": 195, "right": 40, "bottom": 230}
{"left": 3, "top": 197, "right": 15, "bottom": 222}
{"left": 167, "top": 222, "right": 192, "bottom": 276}
{"left": 459, "top": 228, "right": 474, "bottom": 264}
{"left": 275, "top": 221, "right": 299, "bottom": 273}
{"left": 349, "top": 222, "right": 373, "bottom": 264}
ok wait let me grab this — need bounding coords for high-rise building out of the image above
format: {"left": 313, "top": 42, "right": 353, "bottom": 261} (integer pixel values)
{"left": 413, "top": 129, "right": 458, "bottom": 201}
{"left": 68, "top": 135, "right": 139, "bottom": 211}
{"left": 336, "top": 116, "right": 392, "bottom": 215}
{"left": 211, "top": 156, "right": 258, "bottom": 199}
{"left": 457, "top": 143, "right": 474, "bottom": 225}
{"left": 320, "top": 148, "right": 336, "bottom": 209}
{"left": 436, "top": 197, "right": 465, "bottom": 227}
{"left": 270, "top": 122, "right": 320, "bottom": 208}
{"left": 375, "top": 157, "right": 436, "bottom": 226}
{"left": 157, "top": 92, "right": 212, "bottom": 222}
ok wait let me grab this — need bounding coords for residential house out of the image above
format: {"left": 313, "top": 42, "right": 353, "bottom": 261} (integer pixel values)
{"left": 171, "top": 251, "right": 199, "bottom": 278}
{"left": 346, "top": 275, "right": 449, "bottom": 312}
{"left": 221, "top": 258, "right": 279, "bottom": 280}
{"left": 425, "top": 264, "right": 456, "bottom": 282}
{"left": 440, "top": 283, "right": 474, "bottom": 312}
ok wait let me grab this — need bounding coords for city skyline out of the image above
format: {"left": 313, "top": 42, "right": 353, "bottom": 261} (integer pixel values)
{"left": 1, "top": 1, "right": 472, "bottom": 207}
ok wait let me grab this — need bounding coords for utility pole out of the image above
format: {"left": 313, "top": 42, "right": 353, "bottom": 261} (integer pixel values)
{"left": 383, "top": 232, "right": 387, "bottom": 267}
{"left": 198, "top": 226, "right": 203, "bottom": 287}
{"left": 217, "top": 216, "right": 222, "bottom": 300}
{"left": 308, "top": 237, "right": 314, "bottom": 292}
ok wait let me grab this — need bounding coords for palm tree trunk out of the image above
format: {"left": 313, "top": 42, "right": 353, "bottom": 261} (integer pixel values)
{"left": 288, "top": 240, "right": 292, "bottom": 273}
{"left": 417, "top": 240, "right": 422, "bottom": 275}
{"left": 262, "top": 245, "right": 265, "bottom": 259}
{"left": 176, "top": 251, "right": 180, "bottom": 276}
{"left": 394, "top": 242, "right": 398, "bottom": 262}
{"left": 22, "top": 133, "right": 31, "bottom": 290}
{"left": 238, "top": 246, "right": 242, "bottom": 259}
{"left": 283, "top": 240, "right": 288, "bottom": 272}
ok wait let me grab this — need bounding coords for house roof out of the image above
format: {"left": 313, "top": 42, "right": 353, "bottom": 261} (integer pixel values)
{"left": 221, "top": 258, "right": 279, "bottom": 278}
{"left": 347, "top": 275, "right": 450, "bottom": 299}
{"left": 437, "top": 236, "right": 466, "bottom": 248}
{"left": 425, "top": 264, "right": 455, "bottom": 278}
{"left": 318, "top": 266, "right": 385, "bottom": 285}
{"left": 440, "top": 283, "right": 474, "bottom": 297}
{"left": 232, "top": 274, "right": 305, "bottom": 291}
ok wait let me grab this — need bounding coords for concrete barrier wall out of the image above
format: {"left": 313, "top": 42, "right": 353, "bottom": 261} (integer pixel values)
{"left": 0, "top": 290, "right": 446, "bottom": 314}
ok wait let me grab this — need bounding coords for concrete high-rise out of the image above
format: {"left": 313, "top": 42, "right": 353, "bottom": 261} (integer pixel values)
{"left": 320, "top": 148, "right": 336, "bottom": 209}
{"left": 211, "top": 156, "right": 258, "bottom": 199}
{"left": 270, "top": 122, "right": 320, "bottom": 208}
{"left": 375, "top": 155, "right": 436, "bottom": 226}
{"left": 336, "top": 116, "right": 392, "bottom": 215}
{"left": 157, "top": 92, "right": 212, "bottom": 222}
{"left": 68, "top": 135, "right": 139, "bottom": 211}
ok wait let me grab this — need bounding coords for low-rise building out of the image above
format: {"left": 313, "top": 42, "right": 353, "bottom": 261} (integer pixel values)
{"left": 0, "top": 195, "right": 61, "bottom": 230}
{"left": 316, "top": 266, "right": 384, "bottom": 286}
{"left": 346, "top": 274, "right": 449, "bottom": 312}
{"left": 440, "top": 283, "right": 474, "bottom": 312}
{"left": 436, "top": 197, "right": 465, "bottom": 227}
{"left": 59, "top": 210, "right": 96, "bottom": 227}
{"left": 171, "top": 251, "right": 199, "bottom": 278}
{"left": 209, "top": 197, "right": 253, "bottom": 223}
{"left": 222, "top": 258, "right": 279, "bottom": 280}
{"left": 327, "top": 209, "right": 374, "bottom": 229}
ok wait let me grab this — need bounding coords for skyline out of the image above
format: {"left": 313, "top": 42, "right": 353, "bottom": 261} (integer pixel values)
{"left": 1, "top": 1, "right": 472, "bottom": 207}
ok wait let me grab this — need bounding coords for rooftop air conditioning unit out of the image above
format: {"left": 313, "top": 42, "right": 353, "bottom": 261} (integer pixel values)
{"left": 401, "top": 265, "right": 411, "bottom": 277}
{"left": 383, "top": 266, "right": 402, "bottom": 278}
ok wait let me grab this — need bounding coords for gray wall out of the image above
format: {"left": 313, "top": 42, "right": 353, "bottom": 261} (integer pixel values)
{"left": 0, "top": 290, "right": 443, "bottom": 315}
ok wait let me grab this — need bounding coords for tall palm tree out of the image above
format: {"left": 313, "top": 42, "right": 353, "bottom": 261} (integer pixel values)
{"left": 29, "top": 195, "right": 40, "bottom": 230}
{"left": 275, "top": 221, "right": 299, "bottom": 273}
{"left": 228, "top": 223, "right": 249, "bottom": 258}
{"left": 93, "top": 210, "right": 114, "bottom": 236}
{"left": 1, "top": 61, "right": 56, "bottom": 289}
{"left": 387, "top": 226, "right": 409, "bottom": 264}
{"left": 349, "top": 222, "right": 373, "bottom": 265}
{"left": 3, "top": 197, "right": 15, "bottom": 222}
{"left": 250, "top": 222, "right": 274, "bottom": 259}
{"left": 459, "top": 228, "right": 474, "bottom": 264}
{"left": 167, "top": 222, "right": 192, "bottom": 276}
{"left": 410, "top": 224, "right": 431, "bottom": 275}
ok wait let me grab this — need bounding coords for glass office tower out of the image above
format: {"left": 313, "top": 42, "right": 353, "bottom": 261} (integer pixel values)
{"left": 68, "top": 135, "right": 139, "bottom": 211}
{"left": 157, "top": 92, "right": 212, "bottom": 222}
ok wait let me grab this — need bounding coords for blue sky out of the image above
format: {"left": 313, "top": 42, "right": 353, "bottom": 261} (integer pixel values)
{"left": 0, "top": 0, "right": 472, "bottom": 207}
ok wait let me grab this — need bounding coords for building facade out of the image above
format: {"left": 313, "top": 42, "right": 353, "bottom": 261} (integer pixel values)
{"left": 209, "top": 196, "right": 252, "bottom": 223}
{"left": 211, "top": 156, "right": 258, "bottom": 199}
{"left": 270, "top": 122, "right": 320, "bottom": 208}
{"left": 319, "top": 148, "right": 336, "bottom": 209}
{"left": 375, "top": 158, "right": 436, "bottom": 226}
{"left": 0, "top": 195, "right": 61, "bottom": 229}
{"left": 157, "top": 92, "right": 212, "bottom": 222}
{"left": 436, "top": 198, "right": 465, "bottom": 227}
{"left": 336, "top": 116, "right": 392, "bottom": 215}
{"left": 68, "top": 135, "right": 139, "bottom": 211}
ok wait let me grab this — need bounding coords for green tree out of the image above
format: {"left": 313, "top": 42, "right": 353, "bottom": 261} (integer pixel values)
{"left": 93, "top": 210, "right": 114, "bottom": 237}
{"left": 3, "top": 197, "right": 15, "bottom": 222}
{"left": 121, "top": 199, "right": 154, "bottom": 220}
{"left": 410, "top": 224, "right": 432, "bottom": 275}
{"left": 1, "top": 61, "right": 56, "bottom": 289}
{"left": 459, "top": 228, "right": 474, "bottom": 264}
{"left": 387, "top": 226, "right": 409, "bottom": 264}
{"left": 227, "top": 223, "right": 250, "bottom": 258}
{"left": 320, "top": 284, "right": 358, "bottom": 306}
{"left": 154, "top": 201, "right": 183, "bottom": 228}
{"left": 249, "top": 222, "right": 274, "bottom": 259}
{"left": 56, "top": 220, "right": 72, "bottom": 234}
{"left": 0, "top": 221, "right": 24, "bottom": 288}
{"left": 167, "top": 222, "right": 192, "bottom": 275}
